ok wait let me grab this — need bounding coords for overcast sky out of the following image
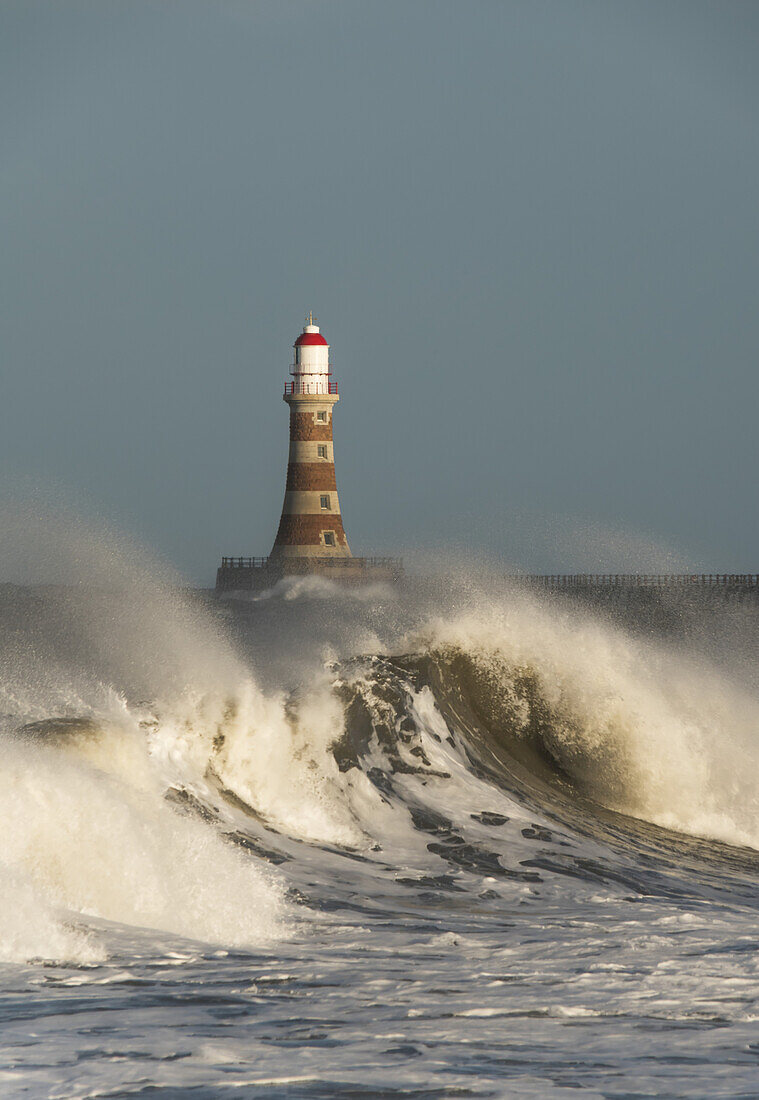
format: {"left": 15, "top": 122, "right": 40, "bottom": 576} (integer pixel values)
{"left": 2, "top": 0, "right": 758, "bottom": 582}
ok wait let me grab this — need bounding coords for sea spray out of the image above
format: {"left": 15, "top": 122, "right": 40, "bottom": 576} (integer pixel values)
{"left": 407, "top": 594, "right": 759, "bottom": 849}
{"left": 0, "top": 505, "right": 296, "bottom": 961}
{"left": 0, "top": 732, "right": 287, "bottom": 958}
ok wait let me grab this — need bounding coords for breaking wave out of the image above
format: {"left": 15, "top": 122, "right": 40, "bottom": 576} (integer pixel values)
{"left": 1, "top": 506, "right": 759, "bottom": 966}
{"left": 401, "top": 601, "right": 759, "bottom": 849}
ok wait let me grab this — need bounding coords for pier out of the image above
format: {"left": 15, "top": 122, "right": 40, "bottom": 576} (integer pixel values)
{"left": 216, "top": 555, "right": 403, "bottom": 591}
{"left": 518, "top": 574, "right": 759, "bottom": 590}
{"left": 511, "top": 574, "right": 759, "bottom": 619}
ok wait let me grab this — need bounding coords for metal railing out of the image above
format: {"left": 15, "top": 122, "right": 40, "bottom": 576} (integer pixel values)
{"left": 518, "top": 574, "right": 759, "bottom": 588}
{"left": 220, "top": 557, "right": 271, "bottom": 569}
{"left": 219, "top": 556, "right": 402, "bottom": 570}
{"left": 217, "top": 566, "right": 758, "bottom": 587}
{"left": 284, "top": 381, "right": 338, "bottom": 396}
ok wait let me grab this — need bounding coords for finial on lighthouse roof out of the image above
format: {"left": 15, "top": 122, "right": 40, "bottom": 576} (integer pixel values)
{"left": 294, "top": 310, "right": 328, "bottom": 347}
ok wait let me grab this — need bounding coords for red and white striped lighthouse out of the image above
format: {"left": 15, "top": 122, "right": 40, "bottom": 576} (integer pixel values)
{"left": 270, "top": 314, "right": 352, "bottom": 559}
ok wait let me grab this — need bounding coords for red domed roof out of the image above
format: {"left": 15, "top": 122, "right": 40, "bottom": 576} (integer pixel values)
{"left": 294, "top": 331, "right": 328, "bottom": 347}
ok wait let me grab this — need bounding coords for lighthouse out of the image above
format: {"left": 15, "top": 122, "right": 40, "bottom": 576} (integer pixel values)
{"left": 215, "top": 313, "right": 401, "bottom": 590}
{"left": 271, "top": 314, "right": 352, "bottom": 558}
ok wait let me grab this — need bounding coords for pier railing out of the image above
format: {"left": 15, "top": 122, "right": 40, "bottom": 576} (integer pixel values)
{"left": 518, "top": 574, "right": 759, "bottom": 588}
{"left": 219, "top": 556, "right": 401, "bottom": 570}
{"left": 217, "top": 565, "right": 757, "bottom": 588}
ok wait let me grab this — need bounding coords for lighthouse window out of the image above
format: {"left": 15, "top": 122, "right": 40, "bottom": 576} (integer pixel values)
{"left": 316, "top": 410, "right": 327, "bottom": 422}
{"left": 324, "top": 532, "right": 336, "bottom": 547}
{"left": 320, "top": 494, "right": 331, "bottom": 510}
{"left": 317, "top": 445, "right": 328, "bottom": 459}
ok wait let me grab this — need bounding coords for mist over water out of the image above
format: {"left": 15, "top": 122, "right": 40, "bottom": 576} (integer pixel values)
{"left": 1, "top": 506, "right": 759, "bottom": 1097}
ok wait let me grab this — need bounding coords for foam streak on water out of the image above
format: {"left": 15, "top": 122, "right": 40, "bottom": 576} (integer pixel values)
{"left": 1, "top": 518, "right": 759, "bottom": 1097}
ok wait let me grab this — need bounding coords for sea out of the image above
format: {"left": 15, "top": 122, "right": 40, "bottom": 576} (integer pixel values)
{"left": 1, "top": 534, "right": 759, "bottom": 1099}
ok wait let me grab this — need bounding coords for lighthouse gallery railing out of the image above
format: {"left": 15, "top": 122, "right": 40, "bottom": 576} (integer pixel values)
{"left": 284, "top": 381, "right": 338, "bottom": 396}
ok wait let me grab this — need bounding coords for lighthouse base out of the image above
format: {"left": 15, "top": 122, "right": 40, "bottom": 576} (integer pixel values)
{"left": 215, "top": 555, "right": 403, "bottom": 592}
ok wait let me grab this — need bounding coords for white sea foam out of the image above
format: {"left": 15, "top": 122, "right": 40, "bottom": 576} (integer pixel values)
{"left": 0, "top": 506, "right": 297, "bottom": 962}
{"left": 153, "top": 676, "right": 369, "bottom": 847}
{"left": 0, "top": 862, "right": 104, "bottom": 966}
{"left": 243, "top": 573, "right": 396, "bottom": 603}
{"left": 0, "top": 727, "right": 288, "bottom": 963}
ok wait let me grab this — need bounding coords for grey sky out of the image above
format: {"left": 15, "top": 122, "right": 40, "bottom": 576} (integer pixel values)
{"left": 2, "top": 0, "right": 758, "bottom": 582}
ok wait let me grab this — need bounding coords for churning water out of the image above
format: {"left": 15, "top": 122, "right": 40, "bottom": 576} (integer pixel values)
{"left": 1, "top": 518, "right": 759, "bottom": 1098}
